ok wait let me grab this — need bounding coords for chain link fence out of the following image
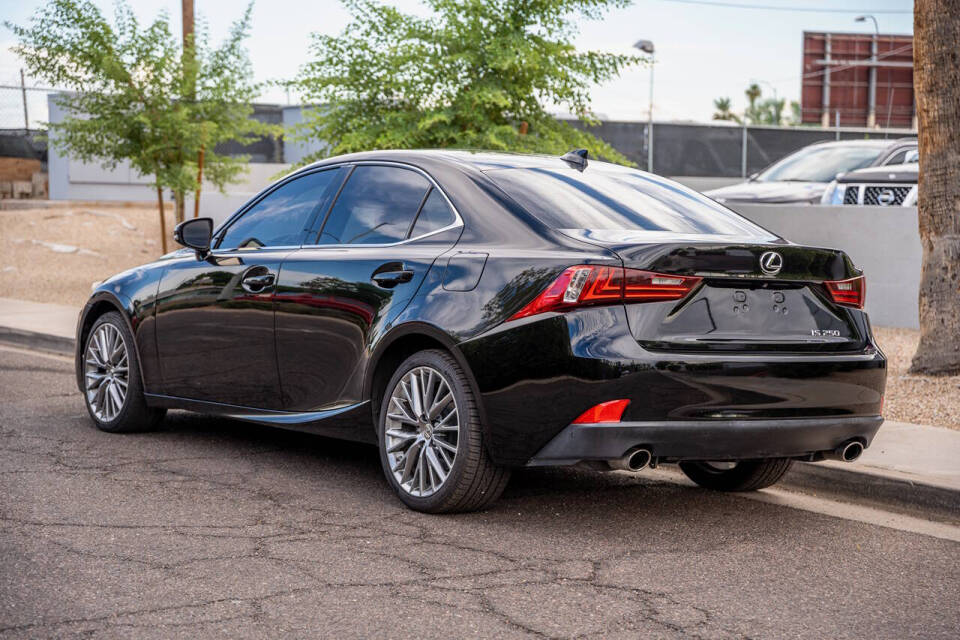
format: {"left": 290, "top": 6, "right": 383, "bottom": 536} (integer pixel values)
{"left": 574, "top": 119, "right": 918, "bottom": 177}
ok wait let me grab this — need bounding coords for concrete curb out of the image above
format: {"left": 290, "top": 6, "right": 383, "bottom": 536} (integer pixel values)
{"left": 0, "top": 326, "right": 75, "bottom": 357}
{"left": 782, "top": 462, "right": 960, "bottom": 523}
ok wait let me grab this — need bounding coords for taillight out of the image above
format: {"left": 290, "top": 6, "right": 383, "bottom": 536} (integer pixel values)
{"left": 509, "top": 265, "right": 702, "bottom": 320}
{"left": 824, "top": 275, "right": 866, "bottom": 309}
{"left": 572, "top": 399, "right": 631, "bottom": 424}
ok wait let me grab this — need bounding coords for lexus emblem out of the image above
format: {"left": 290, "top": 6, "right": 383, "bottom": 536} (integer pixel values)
{"left": 759, "top": 251, "right": 783, "bottom": 275}
{"left": 877, "top": 189, "right": 896, "bottom": 206}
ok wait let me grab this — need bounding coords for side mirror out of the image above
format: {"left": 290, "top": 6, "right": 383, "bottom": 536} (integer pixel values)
{"left": 747, "top": 172, "right": 759, "bottom": 182}
{"left": 173, "top": 217, "right": 213, "bottom": 258}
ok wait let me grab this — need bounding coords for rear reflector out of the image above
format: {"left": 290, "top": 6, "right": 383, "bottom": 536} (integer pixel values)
{"left": 509, "top": 265, "right": 702, "bottom": 320}
{"left": 824, "top": 275, "right": 866, "bottom": 309}
{"left": 572, "top": 399, "right": 631, "bottom": 424}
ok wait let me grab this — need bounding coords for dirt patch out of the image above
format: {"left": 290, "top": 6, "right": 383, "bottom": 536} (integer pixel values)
{"left": 0, "top": 204, "right": 171, "bottom": 306}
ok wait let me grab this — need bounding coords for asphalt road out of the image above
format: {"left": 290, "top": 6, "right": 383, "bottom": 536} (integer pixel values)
{"left": 1, "top": 345, "right": 958, "bottom": 639}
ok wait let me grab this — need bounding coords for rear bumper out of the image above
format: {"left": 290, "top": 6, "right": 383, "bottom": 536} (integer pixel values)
{"left": 459, "top": 306, "right": 886, "bottom": 467}
{"left": 527, "top": 415, "right": 883, "bottom": 466}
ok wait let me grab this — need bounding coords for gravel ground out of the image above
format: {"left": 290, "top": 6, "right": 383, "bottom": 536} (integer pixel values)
{"left": 0, "top": 203, "right": 169, "bottom": 307}
{"left": 2, "top": 204, "right": 958, "bottom": 430}
{"left": 873, "top": 327, "right": 960, "bottom": 430}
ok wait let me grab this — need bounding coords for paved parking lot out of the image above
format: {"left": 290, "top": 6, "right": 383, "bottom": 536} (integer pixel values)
{"left": 1, "top": 346, "right": 958, "bottom": 639}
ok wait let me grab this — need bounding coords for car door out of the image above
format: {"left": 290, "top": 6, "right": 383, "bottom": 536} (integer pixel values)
{"left": 274, "top": 163, "right": 462, "bottom": 413}
{"left": 154, "top": 167, "right": 344, "bottom": 408}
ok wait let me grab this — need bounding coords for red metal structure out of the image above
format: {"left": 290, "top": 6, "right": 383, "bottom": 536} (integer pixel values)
{"left": 801, "top": 31, "right": 914, "bottom": 129}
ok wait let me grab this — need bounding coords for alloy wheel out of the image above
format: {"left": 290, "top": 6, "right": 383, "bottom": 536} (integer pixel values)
{"left": 84, "top": 323, "right": 129, "bottom": 422}
{"left": 384, "top": 366, "right": 460, "bottom": 497}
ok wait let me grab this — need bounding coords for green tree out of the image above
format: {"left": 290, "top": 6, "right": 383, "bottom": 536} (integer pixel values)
{"left": 8, "top": 0, "right": 273, "bottom": 252}
{"left": 744, "top": 83, "right": 762, "bottom": 123}
{"left": 290, "top": 0, "right": 643, "bottom": 166}
{"left": 755, "top": 97, "right": 785, "bottom": 125}
{"left": 712, "top": 97, "right": 740, "bottom": 123}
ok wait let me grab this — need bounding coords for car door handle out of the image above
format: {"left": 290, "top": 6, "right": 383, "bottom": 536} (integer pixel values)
{"left": 241, "top": 273, "right": 275, "bottom": 293}
{"left": 372, "top": 265, "right": 414, "bottom": 288}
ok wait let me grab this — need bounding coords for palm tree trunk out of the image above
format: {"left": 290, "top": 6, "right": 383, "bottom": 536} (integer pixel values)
{"left": 909, "top": 1, "right": 960, "bottom": 374}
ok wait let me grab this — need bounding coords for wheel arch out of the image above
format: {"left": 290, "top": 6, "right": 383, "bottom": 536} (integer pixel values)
{"left": 75, "top": 292, "right": 138, "bottom": 393}
{"left": 365, "top": 322, "right": 487, "bottom": 440}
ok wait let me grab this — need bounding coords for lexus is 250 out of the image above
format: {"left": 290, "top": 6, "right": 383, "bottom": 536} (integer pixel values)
{"left": 76, "top": 149, "right": 886, "bottom": 512}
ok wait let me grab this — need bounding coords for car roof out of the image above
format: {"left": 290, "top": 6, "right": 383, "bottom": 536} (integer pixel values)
{"left": 298, "top": 148, "right": 630, "bottom": 174}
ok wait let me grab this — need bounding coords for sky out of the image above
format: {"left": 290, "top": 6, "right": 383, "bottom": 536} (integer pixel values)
{"left": 1, "top": 0, "right": 914, "bottom": 126}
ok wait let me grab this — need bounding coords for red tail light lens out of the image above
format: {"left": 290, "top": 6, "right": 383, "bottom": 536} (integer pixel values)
{"left": 509, "top": 265, "right": 702, "bottom": 321}
{"left": 572, "top": 399, "right": 631, "bottom": 424}
{"left": 824, "top": 276, "right": 866, "bottom": 309}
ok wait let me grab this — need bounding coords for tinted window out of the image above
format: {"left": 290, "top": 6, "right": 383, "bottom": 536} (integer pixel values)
{"left": 219, "top": 169, "right": 340, "bottom": 249}
{"left": 756, "top": 144, "right": 881, "bottom": 182}
{"left": 316, "top": 165, "right": 429, "bottom": 245}
{"left": 410, "top": 189, "right": 456, "bottom": 237}
{"left": 486, "top": 163, "right": 775, "bottom": 239}
{"left": 883, "top": 149, "right": 906, "bottom": 165}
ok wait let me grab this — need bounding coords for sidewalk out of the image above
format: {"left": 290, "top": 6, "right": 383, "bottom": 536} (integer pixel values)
{"left": 0, "top": 296, "right": 957, "bottom": 517}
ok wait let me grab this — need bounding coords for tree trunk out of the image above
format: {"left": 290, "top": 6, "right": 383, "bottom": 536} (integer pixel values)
{"left": 194, "top": 145, "right": 204, "bottom": 218}
{"left": 174, "top": 190, "right": 186, "bottom": 225}
{"left": 156, "top": 185, "right": 168, "bottom": 255}
{"left": 909, "top": 1, "right": 960, "bottom": 375}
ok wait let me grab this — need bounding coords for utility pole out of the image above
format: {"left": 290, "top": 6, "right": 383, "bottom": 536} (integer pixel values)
{"left": 182, "top": 0, "right": 194, "bottom": 53}
{"left": 856, "top": 15, "right": 880, "bottom": 128}
{"left": 633, "top": 39, "right": 655, "bottom": 173}
{"left": 19, "top": 69, "right": 29, "bottom": 130}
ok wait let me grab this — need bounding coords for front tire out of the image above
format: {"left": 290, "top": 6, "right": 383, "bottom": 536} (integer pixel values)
{"left": 82, "top": 311, "right": 166, "bottom": 433}
{"left": 679, "top": 458, "right": 793, "bottom": 492}
{"left": 378, "top": 349, "right": 509, "bottom": 513}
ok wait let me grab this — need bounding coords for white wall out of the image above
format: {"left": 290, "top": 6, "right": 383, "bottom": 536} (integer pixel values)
{"left": 730, "top": 204, "right": 921, "bottom": 329}
{"left": 47, "top": 94, "right": 290, "bottom": 225}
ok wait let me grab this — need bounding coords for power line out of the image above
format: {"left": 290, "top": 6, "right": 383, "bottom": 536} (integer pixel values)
{"left": 653, "top": 0, "right": 912, "bottom": 13}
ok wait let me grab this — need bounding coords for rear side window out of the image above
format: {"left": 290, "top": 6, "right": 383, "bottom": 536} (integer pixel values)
{"left": 219, "top": 169, "right": 340, "bottom": 249}
{"left": 486, "top": 163, "right": 775, "bottom": 239}
{"left": 410, "top": 189, "right": 456, "bottom": 237}
{"left": 316, "top": 165, "right": 430, "bottom": 245}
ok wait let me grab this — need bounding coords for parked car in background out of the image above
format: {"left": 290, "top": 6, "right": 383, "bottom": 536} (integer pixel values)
{"left": 705, "top": 138, "right": 917, "bottom": 205}
{"left": 75, "top": 150, "right": 886, "bottom": 513}
{"left": 821, "top": 152, "right": 919, "bottom": 206}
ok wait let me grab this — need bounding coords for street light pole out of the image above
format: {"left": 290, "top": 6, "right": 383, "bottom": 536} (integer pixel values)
{"left": 856, "top": 14, "right": 880, "bottom": 128}
{"left": 634, "top": 39, "right": 655, "bottom": 173}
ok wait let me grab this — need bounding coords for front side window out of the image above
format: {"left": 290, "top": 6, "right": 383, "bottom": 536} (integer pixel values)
{"left": 316, "top": 165, "right": 430, "bottom": 245}
{"left": 218, "top": 169, "right": 341, "bottom": 250}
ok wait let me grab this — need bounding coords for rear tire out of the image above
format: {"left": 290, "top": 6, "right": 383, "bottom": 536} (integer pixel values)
{"left": 82, "top": 312, "right": 166, "bottom": 433}
{"left": 679, "top": 458, "right": 793, "bottom": 492}
{"left": 377, "top": 349, "right": 510, "bottom": 513}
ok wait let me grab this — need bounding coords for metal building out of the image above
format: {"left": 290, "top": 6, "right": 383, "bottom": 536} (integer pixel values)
{"left": 801, "top": 31, "right": 915, "bottom": 129}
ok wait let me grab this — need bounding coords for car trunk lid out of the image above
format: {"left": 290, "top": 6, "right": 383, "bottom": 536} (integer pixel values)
{"left": 560, "top": 229, "right": 866, "bottom": 353}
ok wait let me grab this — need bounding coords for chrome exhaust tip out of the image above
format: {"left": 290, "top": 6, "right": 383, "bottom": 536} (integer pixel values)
{"left": 823, "top": 440, "right": 864, "bottom": 463}
{"left": 608, "top": 448, "right": 652, "bottom": 472}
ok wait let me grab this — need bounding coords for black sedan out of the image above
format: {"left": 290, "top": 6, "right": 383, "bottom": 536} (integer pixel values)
{"left": 76, "top": 150, "right": 886, "bottom": 512}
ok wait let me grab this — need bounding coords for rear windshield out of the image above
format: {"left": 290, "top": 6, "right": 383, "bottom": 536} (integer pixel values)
{"left": 485, "top": 163, "right": 775, "bottom": 239}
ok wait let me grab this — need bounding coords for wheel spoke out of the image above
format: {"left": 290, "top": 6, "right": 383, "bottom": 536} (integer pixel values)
{"left": 424, "top": 446, "right": 447, "bottom": 484}
{"left": 408, "top": 372, "right": 423, "bottom": 418}
{"left": 400, "top": 438, "right": 424, "bottom": 485}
